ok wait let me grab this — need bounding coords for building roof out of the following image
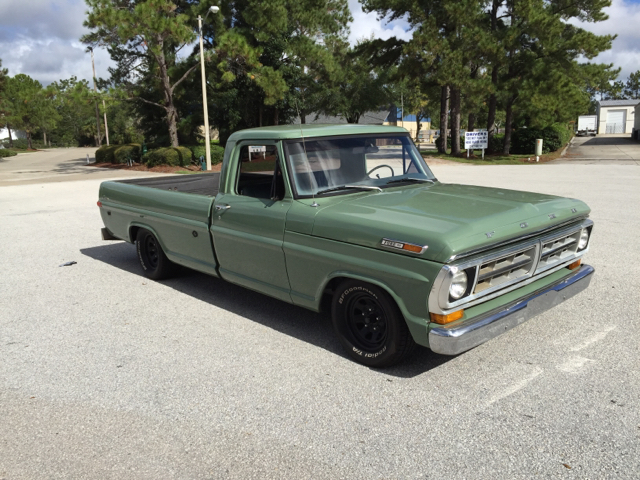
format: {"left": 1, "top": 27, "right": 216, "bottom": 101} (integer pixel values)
{"left": 598, "top": 99, "right": 640, "bottom": 107}
{"left": 293, "top": 109, "right": 392, "bottom": 125}
{"left": 228, "top": 124, "right": 408, "bottom": 142}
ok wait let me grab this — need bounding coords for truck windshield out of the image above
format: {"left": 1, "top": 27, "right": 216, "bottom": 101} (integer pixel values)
{"left": 284, "top": 135, "right": 436, "bottom": 198}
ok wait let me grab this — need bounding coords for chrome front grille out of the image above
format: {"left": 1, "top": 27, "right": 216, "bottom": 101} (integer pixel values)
{"left": 430, "top": 219, "right": 592, "bottom": 315}
{"left": 474, "top": 246, "right": 537, "bottom": 294}
{"left": 536, "top": 231, "right": 581, "bottom": 273}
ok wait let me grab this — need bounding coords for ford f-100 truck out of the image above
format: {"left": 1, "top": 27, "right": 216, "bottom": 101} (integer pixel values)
{"left": 98, "top": 125, "right": 594, "bottom": 367}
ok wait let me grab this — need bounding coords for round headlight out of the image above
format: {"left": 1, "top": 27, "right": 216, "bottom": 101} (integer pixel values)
{"left": 449, "top": 270, "right": 468, "bottom": 300}
{"left": 578, "top": 229, "right": 590, "bottom": 250}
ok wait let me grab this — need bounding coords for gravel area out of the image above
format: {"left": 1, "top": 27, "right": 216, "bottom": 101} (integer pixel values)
{"left": 0, "top": 162, "right": 639, "bottom": 479}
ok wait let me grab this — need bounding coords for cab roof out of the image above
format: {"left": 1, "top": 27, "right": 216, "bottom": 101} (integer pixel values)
{"left": 227, "top": 124, "right": 409, "bottom": 142}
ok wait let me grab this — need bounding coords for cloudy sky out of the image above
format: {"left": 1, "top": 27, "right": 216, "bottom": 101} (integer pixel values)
{"left": 0, "top": 0, "right": 638, "bottom": 87}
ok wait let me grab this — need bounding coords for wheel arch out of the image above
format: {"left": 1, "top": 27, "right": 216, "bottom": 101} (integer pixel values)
{"left": 129, "top": 223, "right": 168, "bottom": 252}
{"left": 321, "top": 272, "right": 407, "bottom": 317}
{"left": 320, "top": 272, "right": 430, "bottom": 347}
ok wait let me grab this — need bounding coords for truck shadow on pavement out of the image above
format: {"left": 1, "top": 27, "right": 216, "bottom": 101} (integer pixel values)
{"left": 80, "top": 242, "right": 452, "bottom": 378}
{"left": 579, "top": 135, "right": 635, "bottom": 146}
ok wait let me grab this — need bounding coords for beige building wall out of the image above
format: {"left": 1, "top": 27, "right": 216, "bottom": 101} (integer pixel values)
{"left": 391, "top": 120, "right": 432, "bottom": 141}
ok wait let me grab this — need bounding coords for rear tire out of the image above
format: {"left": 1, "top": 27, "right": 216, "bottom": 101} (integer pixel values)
{"left": 135, "top": 228, "right": 176, "bottom": 280}
{"left": 331, "top": 280, "right": 415, "bottom": 367}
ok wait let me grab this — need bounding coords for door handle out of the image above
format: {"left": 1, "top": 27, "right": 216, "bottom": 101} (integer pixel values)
{"left": 215, "top": 204, "right": 231, "bottom": 211}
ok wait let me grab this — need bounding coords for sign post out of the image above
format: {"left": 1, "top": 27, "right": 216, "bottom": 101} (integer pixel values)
{"left": 464, "top": 131, "right": 488, "bottom": 159}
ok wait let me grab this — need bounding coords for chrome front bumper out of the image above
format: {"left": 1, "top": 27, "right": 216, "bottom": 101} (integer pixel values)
{"left": 428, "top": 265, "right": 595, "bottom": 355}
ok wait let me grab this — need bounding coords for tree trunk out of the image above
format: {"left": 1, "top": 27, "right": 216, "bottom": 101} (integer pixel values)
{"left": 259, "top": 104, "right": 263, "bottom": 127}
{"left": 167, "top": 104, "right": 179, "bottom": 147}
{"left": 7, "top": 124, "right": 13, "bottom": 148}
{"left": 503, "top": 100, "right": 514, "bottom": 155}
{"left": 300, "top": 112, "right": 306, "bottom": 124}
{"left": 274, "top": 108, "right": 279, "bottom": 125}
{"left": 43, "top": 131, "right": 47, "bottom": 147}
{"left": 468, "top": 112, "right": 476, "bottom": 133}
{"left": 27, "top": 131, "right": 33, "bottom": 150}
{"left": 451, "top": 87, "right": 461, "bottom": 155}
{"left": 438, "top": 85, "right": 449, "bottom": 154}
{"left": 416, "top": 116, "right": 421, "bottom": 142}
{"left": 156, "top": 38, "right": 180, "bottom": 147}
{"left": 487, "top": 66, "right": 498, "bottom": 150}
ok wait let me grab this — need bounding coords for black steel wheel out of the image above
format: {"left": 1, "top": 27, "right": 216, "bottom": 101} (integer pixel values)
{"left": 332, "top": 280, "right": 415, "bottom": 367}
{"left": 135, "top": 228, "right": 176, "bottom": 280}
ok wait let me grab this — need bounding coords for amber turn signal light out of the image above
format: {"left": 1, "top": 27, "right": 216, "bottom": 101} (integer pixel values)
{"left": 430, "top": 310, "right": 464, "bottom": 325}
{"left": 402, "top": 243, "right": 423, "bottom": 253}
{"left": 568, "top": 259, "right": 582, "bottom": 270}
{"left": 97, "top": 201, "right": 102, "bottom": 207}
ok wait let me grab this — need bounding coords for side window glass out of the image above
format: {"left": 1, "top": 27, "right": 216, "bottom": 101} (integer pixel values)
{"left": 236, "top": 145, "right": 284, "bottom": 200}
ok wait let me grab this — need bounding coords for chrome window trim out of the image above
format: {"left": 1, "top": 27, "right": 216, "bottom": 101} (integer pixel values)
{"left": 429, "top": 219, "right": 593, "bottom": 315}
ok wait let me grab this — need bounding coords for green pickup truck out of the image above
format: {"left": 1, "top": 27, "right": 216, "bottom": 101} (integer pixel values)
{"left": 98, "top": 125, "right": 594, "bottom": 367}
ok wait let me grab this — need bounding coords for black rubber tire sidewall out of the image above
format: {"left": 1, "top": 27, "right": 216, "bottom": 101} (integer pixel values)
{"left": 331, "top": 280, "right": 414, "bottom": 368}
{"left": 135, "top": 229, "right": 174, "bottom": 280}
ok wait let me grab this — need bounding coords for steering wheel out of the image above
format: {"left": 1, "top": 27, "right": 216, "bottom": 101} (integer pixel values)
{"left": 367, "top": 164, "right": 395, "bottom": 178}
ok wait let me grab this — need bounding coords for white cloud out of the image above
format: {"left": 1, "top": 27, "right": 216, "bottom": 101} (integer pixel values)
{"left": 0, "top": 0, "right": 111, "bottom": 85}
{"left": 569, "top": 0, "right": 640, "bottom": 80}
{"left": 348, "top": 0, "right": 413, "bottom": 45}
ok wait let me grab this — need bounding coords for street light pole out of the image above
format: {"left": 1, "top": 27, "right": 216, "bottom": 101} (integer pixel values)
{"left": 89, "top": 47, "right": 109, "bottom": 145}
{"left": 198, "top": 5, "right": 219, "bottom": 171}
{"left": 88, "top": 47, "right": 102, "bottom": 147}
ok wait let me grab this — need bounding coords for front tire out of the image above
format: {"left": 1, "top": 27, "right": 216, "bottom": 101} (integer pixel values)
{"left": 331, "top": 280, "right": 415, "bottom": 367}
{"left": 135, "top": 229, "right": 176, "bottom": 280}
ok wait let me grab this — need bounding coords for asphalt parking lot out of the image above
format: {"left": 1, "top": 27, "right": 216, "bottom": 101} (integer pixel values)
{"left": 1, "top": 151, "right": 639, "bottom": 478}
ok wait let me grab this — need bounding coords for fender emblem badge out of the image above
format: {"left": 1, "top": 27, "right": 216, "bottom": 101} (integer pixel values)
{"left": 520, "top": 222, "right": 528, "bottom": 228}
{"left": 485, "top": 231, "right": 495, "bottom": 238}
{"left": 571, "top": 208, "right": 577, "bottom": 213}
{"left": 381, "top": 238, "right": 427, "bottom": 254}
{"left": 548, "top": 213, "right": 556, "bottom": 219}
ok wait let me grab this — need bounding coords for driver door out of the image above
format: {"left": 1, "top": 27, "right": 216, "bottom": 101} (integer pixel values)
{"left": 210, "top": 142, "right": 293, "bottom": 302}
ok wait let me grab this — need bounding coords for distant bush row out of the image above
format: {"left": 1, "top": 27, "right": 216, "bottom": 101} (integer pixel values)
{"left": 95, "top": 143, "right": 225, "bottom": 168}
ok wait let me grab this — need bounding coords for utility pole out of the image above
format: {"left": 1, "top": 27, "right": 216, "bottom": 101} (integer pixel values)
{"left": 198, "top": 5, "right": 219, "bottom": 170}
{"left": 89, "top": 47, "right": 109, "bottom": 145}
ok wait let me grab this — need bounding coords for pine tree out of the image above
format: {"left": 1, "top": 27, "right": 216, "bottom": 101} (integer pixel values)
{"left": 625, "top": 70, "right": 640, "bottom": 99}
{"left": 83, "top": 0, "right": 204, "bottom": 147}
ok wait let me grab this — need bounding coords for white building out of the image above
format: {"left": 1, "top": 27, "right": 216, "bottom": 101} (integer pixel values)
{"left": 596, "top": 99, "right": 639, "bottom": 134}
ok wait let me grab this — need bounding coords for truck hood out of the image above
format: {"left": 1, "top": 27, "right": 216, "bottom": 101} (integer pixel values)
{"left": 310, "top": 183, "right": 590, "bottom": 263}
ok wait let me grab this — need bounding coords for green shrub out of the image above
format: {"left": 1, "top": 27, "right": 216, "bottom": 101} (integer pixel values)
{"left": 511, "top": 124, "right": 572, "bottom": 154}
{"left": 0, "top": 149, "right": 18, "bottom": 157}
{"left": 114, "top": 144, "right": 141, "bottom": 164}
{"left": 95, "top": 145, "right": 120, "bottom": 163}
{"left": 185, "top": 144, "right": 225, "bottom": 166}
{"left": 11, "top": 139, "right": 29, "bottom": 150}
{"left": 211, "top": 145, "right": 225, "bottom": 165}
{"left": 488, "top": 133, "right": 504, "bottom": 153}
{"left": 142, "top": 146, "right": 193, "bottom": 167}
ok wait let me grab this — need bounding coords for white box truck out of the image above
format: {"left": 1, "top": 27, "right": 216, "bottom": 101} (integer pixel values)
{"left": 577, "top": 115, "right": 597, "bottom": 136}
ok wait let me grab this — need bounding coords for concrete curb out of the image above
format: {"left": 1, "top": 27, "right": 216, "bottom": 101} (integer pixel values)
{"left": 560, "top": 137, "right": 575, "bottom": 157}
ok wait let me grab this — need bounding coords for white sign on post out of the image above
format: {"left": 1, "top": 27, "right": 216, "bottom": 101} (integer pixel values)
{"left": 248, "top": 146, "right": 266, "bottom": 153}
{"left": 464, "top": 131, "right": 488, "bottom": 149}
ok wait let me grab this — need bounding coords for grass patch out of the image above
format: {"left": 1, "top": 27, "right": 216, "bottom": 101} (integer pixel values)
{"left": 176, "top": 169, "right": 206, "bottom": 175}
{"left": 422, "top": 149, "right": 561, "bottom": 165}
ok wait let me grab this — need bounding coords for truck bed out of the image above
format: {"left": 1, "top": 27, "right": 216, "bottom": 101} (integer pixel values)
{"left": 118, "top": 172, "right": 221, "bottom": 197}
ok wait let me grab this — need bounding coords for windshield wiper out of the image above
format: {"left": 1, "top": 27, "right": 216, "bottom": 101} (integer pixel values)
{"left": 316, "top": 184, "right": 383, "bottom": 195}
{"left": 385, "top": 177, "right": 436, "bottom": 186}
